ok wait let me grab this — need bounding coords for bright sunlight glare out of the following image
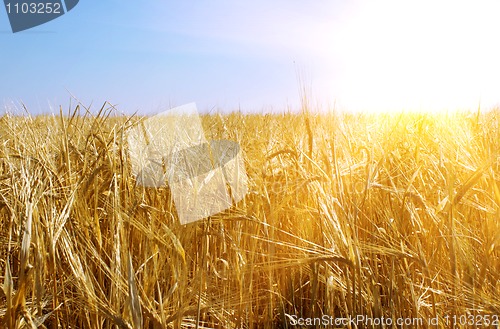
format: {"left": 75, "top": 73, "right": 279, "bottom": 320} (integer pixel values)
{"left": 326, "top": 0, "right": 500, "bottom": 113}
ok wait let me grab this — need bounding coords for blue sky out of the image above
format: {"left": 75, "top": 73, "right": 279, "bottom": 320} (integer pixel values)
{"left": 1, "top": 1, "right": 500, "bottom": 114}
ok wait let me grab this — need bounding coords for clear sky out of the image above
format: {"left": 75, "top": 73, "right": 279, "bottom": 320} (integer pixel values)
{"left": 1, "top": 1, "right": 500, "bottom": 115}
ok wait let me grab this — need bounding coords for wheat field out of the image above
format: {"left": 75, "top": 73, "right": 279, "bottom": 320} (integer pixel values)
{"left": 0, "top": 104, "right": 499, "bottom": 328}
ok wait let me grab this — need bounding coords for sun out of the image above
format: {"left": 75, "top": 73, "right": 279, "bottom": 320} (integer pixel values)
{"left": 321, "top": 0, "right": 500, "bottom": 114}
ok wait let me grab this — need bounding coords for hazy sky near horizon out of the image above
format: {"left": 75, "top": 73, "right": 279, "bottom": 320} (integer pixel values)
{"left": 1, "top": 1, "right": 500, "bottom": 114}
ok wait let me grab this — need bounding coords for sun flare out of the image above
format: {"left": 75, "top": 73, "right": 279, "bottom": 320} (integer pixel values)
{"left": 324, "top": 0, "right": 500, "bottom": 113}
